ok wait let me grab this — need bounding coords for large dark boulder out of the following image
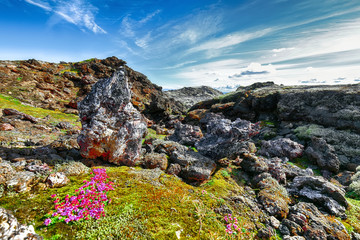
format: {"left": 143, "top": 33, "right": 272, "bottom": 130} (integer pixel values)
{"left": 195, "top": 116, "right": 260, "bottom": 160}
{"left": 77, "top": 67, "right": 147, "bottom": 166}
{"left": 288, "top": 175, "right": 348, "bottom": 217}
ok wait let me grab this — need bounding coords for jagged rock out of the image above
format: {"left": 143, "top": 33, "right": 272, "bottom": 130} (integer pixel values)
{"left": 283, "top": 202, "right": 350, "bottom": 240}
{"left": 142, "top": 153, "right": 168, "bottom": 171}
{"left": 6, "top": 171, "right": 36, "bottom": 193}
{"left": 334, "top": 171, "right": 354, "bottom": 186}
{"left": 168, "top": 122, "right": 203, "bottom": 146}
{"left": 164, "top": 86, "right": 223, "bottom": 109}
{"left": 46, "top": 172, "right": 70, "bottom": 188}
{"left": 0, "top": 123, "right": 14, "bottom": 131}
{"left": 288, "top": 176, "right": 348, "bottom": 217}
{"left": 153, "top": 140, "right": 188, "bottom": 156}
{"left": 195, "top": 117, "right": 260, "bottom": 159}
{"left": 0, "top": 207, "right": 43, "bottom": 240}
{"left": 258, "top": 138, "right": 304, "bottom": 160}
{"left": 294, "top": 124, "right": 360, "bottom": 168}
{"left": 2, "top": 109, "right": 38, "bottom": 123}
{"left": 170, "top": 150, "right": 216, "bottom": 183}
{"left": 256, "top": 176, "right": 290, "bottom": 218}
{"left": 305, "top": 137, "right": 340, "bottom": 173}
{"left": 77, "top": 67, "right": 147, "bottom": 166}
{"left": 54, "top": 161, "right": 90, "bottom": 176}
{"left": 264, "top": 157, "right": 287, "bottom": 184}
{"left": 241, "top": 153, "right": 269, "bottom": 174}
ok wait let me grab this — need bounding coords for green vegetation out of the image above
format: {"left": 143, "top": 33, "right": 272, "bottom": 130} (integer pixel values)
{"left": 79, "top": 58, "right": 96, "bottom": 63}
{"left": 60, "top": 68, "right": 80, "bottom": 75}
{"left": 342, "top": 198, "right": 360, "bottom": 234}
{"left": 0, "top": 94, "right": 79, "bottom": 125}
{"left": 0, "top": 166, "right": 262, "bottom": 239}
{"left": 144, "top": 128, "right": 167, "bottom": 141}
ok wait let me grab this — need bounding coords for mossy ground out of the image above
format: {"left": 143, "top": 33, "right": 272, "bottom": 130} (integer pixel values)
{"left": 0, "top": 94, "right": 79, "bottom": 126}
{"left": 0, "top": 166, "right": 263, "bottom": 240}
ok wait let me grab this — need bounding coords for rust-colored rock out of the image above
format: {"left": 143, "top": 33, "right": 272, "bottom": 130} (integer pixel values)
{"left": 0, "top": 123, "right": 14, "bottom": 131}
{"left": 77, "top": 67, "right": 147, "bottom": 166}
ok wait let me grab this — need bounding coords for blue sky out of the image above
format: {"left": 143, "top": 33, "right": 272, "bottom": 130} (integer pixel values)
{"left": 1, "top": 0, "right": 360, "bottom": 91}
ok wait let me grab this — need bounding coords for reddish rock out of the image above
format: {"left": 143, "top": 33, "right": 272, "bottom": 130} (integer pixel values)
{"left": 0, "top": 123, "right": 14, "bottom": 131}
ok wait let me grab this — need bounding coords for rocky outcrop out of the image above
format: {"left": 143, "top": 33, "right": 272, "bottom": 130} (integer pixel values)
{"left": 0, "top": 207, "right": 43, "bottom": 240}
{"left": 295, "top": 124, "right": 360, "bottom": 169}
{"left": 305, "top": 137, "right": 340, "bottom": 173}
{"left": 280, "top": 202, "right": 350, "bottom": 239}
{"left": 168, "top": 122, "right": 203, "bottom": 146}
{"left": 0, "top": 57, "right": 185, "bottom": 124}
{"left": 164, "top": 86, "right": 223, "bottom": 109}
{"left": 149, "top": 140, "right": 216, "bottom": 183}
{"left": 288, "top": 175, "right": 348, "bottom": 217}
{"left": 258, "top": 138, "right": 304, "bottom": 160}
{"left": 77, "top": 67, "right": 147, "bottom": 166}
{"left": 195, "top": 114, "right": 260, "bottom": 160}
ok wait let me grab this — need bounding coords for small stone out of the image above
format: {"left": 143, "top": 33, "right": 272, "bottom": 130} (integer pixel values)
{"left": 46, "top": 172, "right": 70, "bottom": 188}
{"left": 167, "top": 163, "right": 181, "bottom": 176}
{"left": 143, "top": 153, "right": 168, "bottom": 171}
{"left": 0, "top": 123, "right": 14, "bottom": 131}
{"left": 269, "top": 216, "right": 281, "bottom": 229}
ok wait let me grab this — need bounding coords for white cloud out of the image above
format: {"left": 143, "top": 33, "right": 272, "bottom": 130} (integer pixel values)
{"left": 24, "top": 0, "right": 106, "bottom": 34}
{"left": 24, "top": 0, "right": 51, "bottom": 11}
{"left": 187, "top": 28, "right": 272, "bottom": 54}
{"left": 139, "top": 10, "right": 161, "bottom": 24}
{"left": 272, "top": 47, "right": 295, "bottom": 53}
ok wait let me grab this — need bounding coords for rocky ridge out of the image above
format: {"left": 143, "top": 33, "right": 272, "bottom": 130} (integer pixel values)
{"left": 164, "top": 86, "right": 223, "bottom": 109}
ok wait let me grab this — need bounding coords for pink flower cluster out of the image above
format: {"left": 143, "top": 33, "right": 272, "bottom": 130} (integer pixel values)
{"left": 44, "top": 168, "right": 114, "bottom": 226}
{"left": 224, "top": 214, "right": 246, "bottom": 236}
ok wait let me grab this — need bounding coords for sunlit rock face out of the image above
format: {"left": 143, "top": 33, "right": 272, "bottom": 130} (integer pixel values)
{"left": 78, "top": 67, "right": 147, "bottom": 166}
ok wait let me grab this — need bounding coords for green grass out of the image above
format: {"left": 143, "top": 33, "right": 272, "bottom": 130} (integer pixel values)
{"left": 0, "top": 94, "right": 79, "bottom": 125}
{"left": 144, "top": 128, "right": 166, "bottom": 141}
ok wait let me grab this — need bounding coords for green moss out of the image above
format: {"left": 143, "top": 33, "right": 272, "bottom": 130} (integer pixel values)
{"left": 144, "top": 128, "right": 166, "bottom": 141}
{"left": 343, "top": 198, "right": 360, "bottom": 233}
{"left": 0, "top": 94, "right": 79, "bottom": 125}
{"left": 60, "top": 68, "right": 80, "bottom": 75}
{"left": 0, "top": 165, "right": 263, "bottom": 239}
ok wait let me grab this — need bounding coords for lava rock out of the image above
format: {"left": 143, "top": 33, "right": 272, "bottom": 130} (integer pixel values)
{"left": 168, "top": 122, "right": 203, "bottom": 146}
{"left": 77, "top": 67, "right": 147, "bottom": 166}
{"left": 195, "top": 117, "right": 260, "bottom": 159}
{"left": 288, "top": 175, "right": 348, "bottom": 217}
{"left": 258, "top": 138, "right": 304, "bottom": 160}
{"left": 305, "top": 137, "right": 340, "bottom": 173}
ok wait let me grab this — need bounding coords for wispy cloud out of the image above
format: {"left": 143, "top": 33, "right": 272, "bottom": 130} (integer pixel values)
{"left": 187, "top": 28, "right": 272, "bottom": 54}
{"left": 24, "top": 0, "right": 51, "bottom": 11}
{"left": 24, "top": 0, "right": 106, "bottom": 34}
